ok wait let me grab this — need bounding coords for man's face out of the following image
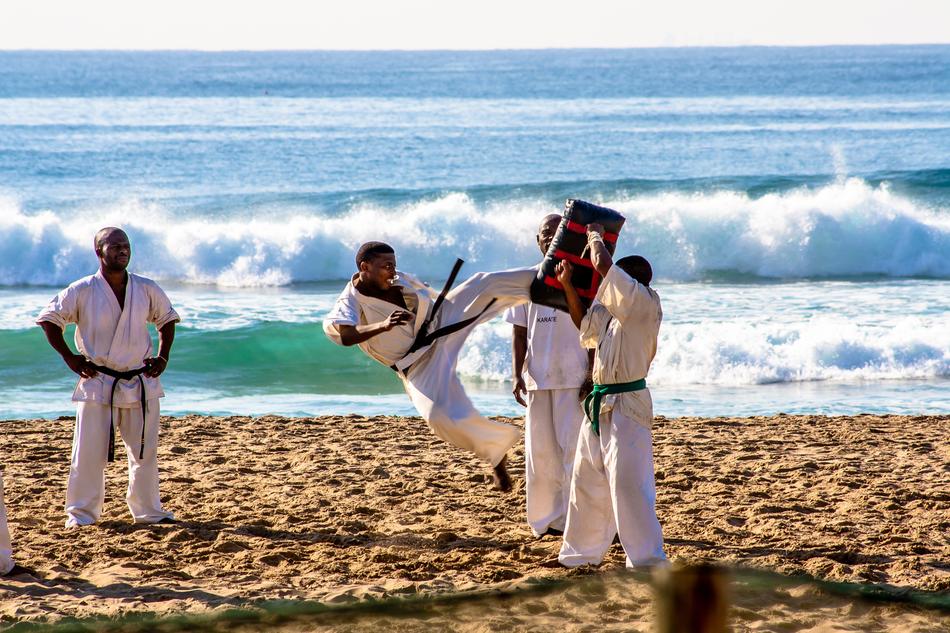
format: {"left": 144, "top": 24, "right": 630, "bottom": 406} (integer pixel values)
{"left": 97, "top": 231, "right": 131, "bottom": 272}
{"left": 360, "top": 253, "right": 398, "bottom": 290}
{"left": 537, "top": 217, "right": 560, "bottom": 255}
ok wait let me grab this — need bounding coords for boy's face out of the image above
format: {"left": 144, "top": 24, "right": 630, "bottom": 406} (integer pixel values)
{"left": 359, "top": 252, "right": 398, "bottom": 290}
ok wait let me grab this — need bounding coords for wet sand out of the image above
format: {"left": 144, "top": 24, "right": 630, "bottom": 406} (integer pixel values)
{"left": 0, "top": 413, "right": 947, "bottom": 631}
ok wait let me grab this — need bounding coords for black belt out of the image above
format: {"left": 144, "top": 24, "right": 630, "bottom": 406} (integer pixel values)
{"left": 391, "top": 259, "right": 496, "bottom": 375}
{"left": 91, "top": 364, "right": 148, "bottom": 462}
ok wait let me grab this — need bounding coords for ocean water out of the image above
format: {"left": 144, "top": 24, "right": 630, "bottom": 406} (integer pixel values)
{"left": 1, "top": 46, "right": 948, "bottom": 419}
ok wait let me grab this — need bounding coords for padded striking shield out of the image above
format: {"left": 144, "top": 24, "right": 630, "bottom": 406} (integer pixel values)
{"left": 530, "top": 199, "right": 625, "bottom": 312}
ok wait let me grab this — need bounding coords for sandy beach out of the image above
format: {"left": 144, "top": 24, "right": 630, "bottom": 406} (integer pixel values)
{"left": 0, "top": 412, "right": 948, "bottom": 631}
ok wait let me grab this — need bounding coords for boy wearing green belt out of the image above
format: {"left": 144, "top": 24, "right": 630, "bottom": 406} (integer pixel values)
{"left": 554, "top": 224, "right": 666, "bottom": 568}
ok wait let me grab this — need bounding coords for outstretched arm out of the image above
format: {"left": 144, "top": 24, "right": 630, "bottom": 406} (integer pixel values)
{"left": 38, "top": 320, "right": 98, "bottom": 378}
{"left": 337, "top": 310, "right": 413, "bottom": 346}
{"left": 556, "top": 261, "right": 586, "bottom": 329}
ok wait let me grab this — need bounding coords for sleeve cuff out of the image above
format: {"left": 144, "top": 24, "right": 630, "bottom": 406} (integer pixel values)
{"left": 36, "top": 314, "right": 67, "bottom": 330}
{"left": 323, "top": 320, "right": 345, "bottom": 345}
{"left": 153, "top": 310, "right": 182, "bottom": 329}
{"left": 502, "top": 307, "right": 526, "bottom": 327}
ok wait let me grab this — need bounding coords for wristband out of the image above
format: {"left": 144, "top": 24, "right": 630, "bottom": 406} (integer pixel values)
{"left": 157, "top": 356, "right": 168, "bottom": 363}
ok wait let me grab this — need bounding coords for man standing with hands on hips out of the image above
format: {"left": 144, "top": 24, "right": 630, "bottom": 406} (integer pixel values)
{"left": 37, "top": 227, "right": 179, "bottom": 528}
{"left": 555, "top": 222, "right": 666, "bottom": 568}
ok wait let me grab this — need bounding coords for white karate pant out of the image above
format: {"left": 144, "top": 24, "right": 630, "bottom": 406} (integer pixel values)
{"left": 559, "top": 394, "right": 666, "bottom": 568}
{"left": 525, "top": 388, "right": 585, "bottom": 535}
{"left": 0, "top": 471, "right": 13, "bottom": 575}
{"left": 65, "top": 400, "right": 174, "bottom": 526}
{"left": 403, "top": 267, "right": 534, "bottom": 466}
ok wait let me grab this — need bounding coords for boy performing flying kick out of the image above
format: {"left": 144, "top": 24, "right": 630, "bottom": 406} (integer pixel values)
{"left": 323, "top": 242, "right": 534, "bottom": 490}
{"left": 555, "top": 224, "right": 666, "bottom": 568}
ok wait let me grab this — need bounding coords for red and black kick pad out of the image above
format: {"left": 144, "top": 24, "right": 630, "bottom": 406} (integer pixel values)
{"left": 530, "top": 199, "right": 625, "bottom": 312}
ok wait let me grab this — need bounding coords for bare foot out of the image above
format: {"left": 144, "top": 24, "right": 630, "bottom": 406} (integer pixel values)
{"left": 491, "top": 456, "right": 513, "bottom": 492}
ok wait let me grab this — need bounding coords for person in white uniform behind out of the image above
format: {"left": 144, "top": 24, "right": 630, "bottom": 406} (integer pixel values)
{"left": 506, "top": 214, "right": 592, "bottom": 537}
{"left": 37, "top": 227, "right": 179, "bottom": 528}
{"left": 0, "top": 471, "right": 13, "bottom": 574}
{"left": 324, "top": 242, "right": 535, "bottom": 491}
{"left": 555, "top": 223, "right": 666, "bottom": 568}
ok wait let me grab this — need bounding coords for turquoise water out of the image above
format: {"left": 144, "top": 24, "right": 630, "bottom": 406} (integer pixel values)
{"left": 1, "top": 47, "right": 948, "bottom": 418}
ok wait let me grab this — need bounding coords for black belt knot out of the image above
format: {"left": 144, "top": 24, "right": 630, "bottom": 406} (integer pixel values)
{"left": 391, "top": 259, "right": 496, "bottom": 376}
{"left": 92, "top": 363, "right": 148, "bottom": 462}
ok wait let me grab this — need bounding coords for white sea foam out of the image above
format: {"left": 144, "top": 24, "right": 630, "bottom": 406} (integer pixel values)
{"left": 2, "top": 177, "right": 949, "bottom": 287}
{"left": 650, "top": 316, "right": 950, "bottom": 385}
{"left": 455, "top": 313, "right": 950, "bottom": 386}
{"left": 456, "top": 280, "right": 950, "bottom": 386}
{"left": 457, "top": 319, "right": 515, "bottom": 383}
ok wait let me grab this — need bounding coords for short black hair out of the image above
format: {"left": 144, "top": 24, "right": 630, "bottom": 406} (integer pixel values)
{"left": 94, "top": 227, "right": 127, "bottom": 253}
{"left": 355, "top": 241, "right": 395, "bottom": 269}
{"left": 538, "top": 213, "right": 561, "bottom": 232}
{"left": 616, "top": 255, "right": 652, "bottom": 286}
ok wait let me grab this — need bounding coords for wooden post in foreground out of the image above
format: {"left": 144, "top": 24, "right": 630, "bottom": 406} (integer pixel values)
{"left": 653, "top": 563, "right": 729, "bottom": 633}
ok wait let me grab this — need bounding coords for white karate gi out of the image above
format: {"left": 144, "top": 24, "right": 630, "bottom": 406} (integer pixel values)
{"left": 559, "top": 265, "right": 666, "bottom": 568}
{"left": 505, "top": 302, "right": 588, "bottom": 535}
{"left": 324, "top": 267, "right": 534, "bottom": 466}
{"left": 37, "top": 271, "right": 180, "bottom": 526}
{"left": 0, "top": 471, "right": 13, "bottom": 575}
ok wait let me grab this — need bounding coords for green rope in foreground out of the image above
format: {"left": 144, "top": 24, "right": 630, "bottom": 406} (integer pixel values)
{"left": 737, "top": 567, "right": 950, "bottom": 612}
{"left": 7, "top": 565, "right": 949, "bottom": 633}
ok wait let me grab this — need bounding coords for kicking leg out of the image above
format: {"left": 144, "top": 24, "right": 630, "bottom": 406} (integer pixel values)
{"left": 436, "top": 267, "right": 535, "bottom": 328}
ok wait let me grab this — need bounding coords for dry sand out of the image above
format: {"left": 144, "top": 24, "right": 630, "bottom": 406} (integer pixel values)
{"left": 0, "top": 413, "right": 947, "bottom": 632}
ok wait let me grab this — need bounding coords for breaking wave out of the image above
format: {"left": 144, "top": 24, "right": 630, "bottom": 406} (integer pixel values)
{"left": 2, "top": 176, "right": 949, "bottom": 287}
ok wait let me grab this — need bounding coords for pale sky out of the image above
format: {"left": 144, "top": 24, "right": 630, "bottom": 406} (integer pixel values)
{"left": 1, "top": 0, "right": 947, "bottom": 50}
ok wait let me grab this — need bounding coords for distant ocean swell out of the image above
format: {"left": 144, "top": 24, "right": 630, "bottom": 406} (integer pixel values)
{"left": 3, "top": 96, "right": 950, "bottom": 126}
{"left": 3, "top": 175, "right": 949, "bottom": 287}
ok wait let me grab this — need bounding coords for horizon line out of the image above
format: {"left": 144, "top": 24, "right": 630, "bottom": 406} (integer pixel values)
{"left": 2, "top": 42, "right": 949, "bottom": 54}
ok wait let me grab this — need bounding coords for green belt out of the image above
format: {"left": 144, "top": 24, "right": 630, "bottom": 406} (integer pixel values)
{"left": 583, "top": 379, "right": 647, "bottom": 436}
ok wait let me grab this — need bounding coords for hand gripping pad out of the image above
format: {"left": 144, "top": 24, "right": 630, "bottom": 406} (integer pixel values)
{"left": 530, "top": 199, "right": 625, "bottom": 312}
